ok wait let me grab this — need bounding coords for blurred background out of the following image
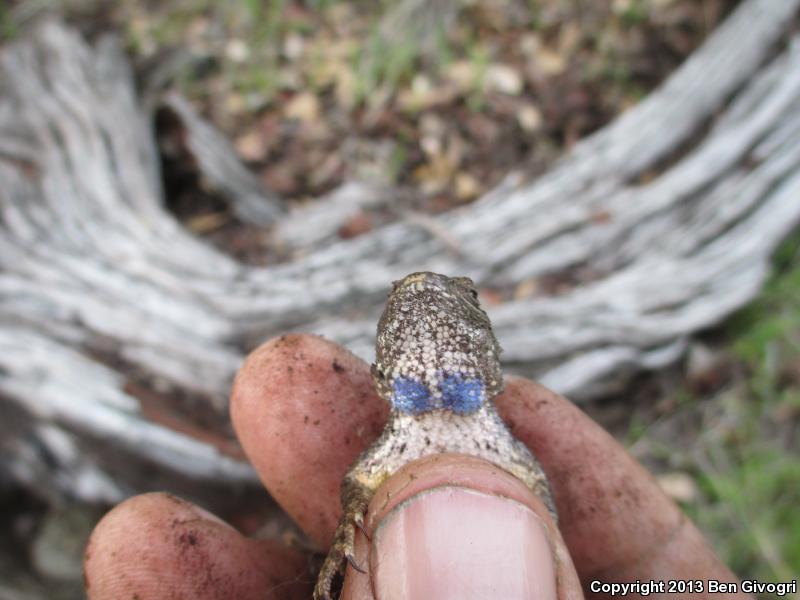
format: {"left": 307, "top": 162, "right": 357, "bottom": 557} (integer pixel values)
{"left": 0, "top": 0, "right": 798, "bottom": 598}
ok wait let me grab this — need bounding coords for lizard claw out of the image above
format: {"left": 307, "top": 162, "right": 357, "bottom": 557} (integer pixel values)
{"left": 353, "top": 511, "right": 372, "bottom": 541}
{"left": 313, "top": 505, "right": 369, "bottom": 599}
{"left": 346, "top": 552, "right": 367, "bottom": 574}
{"left": 315, "top": 478, "right": 373, "bottom": 598}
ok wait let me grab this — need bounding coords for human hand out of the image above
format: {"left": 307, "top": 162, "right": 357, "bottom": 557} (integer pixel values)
{"left": 84, "top": 334, "right": 747, "bottom": 599}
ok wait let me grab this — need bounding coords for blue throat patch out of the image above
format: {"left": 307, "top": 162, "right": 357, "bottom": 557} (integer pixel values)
{"left": 392, "top": 378, "right": 431, "bottom": 414}
{"left": 392, "top": 373, "right": 484, "bottom": 415}
{"left": 441, "top": 374, "right": 483, "bottom": 413}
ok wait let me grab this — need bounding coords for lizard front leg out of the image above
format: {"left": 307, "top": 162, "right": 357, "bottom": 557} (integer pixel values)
{"left": 314, "top": 475, "right": 375, "bottom": 600}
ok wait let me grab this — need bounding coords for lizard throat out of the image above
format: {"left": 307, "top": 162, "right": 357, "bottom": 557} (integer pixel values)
{"left": 390, "top": 373, "right": 485, "bottom": 415}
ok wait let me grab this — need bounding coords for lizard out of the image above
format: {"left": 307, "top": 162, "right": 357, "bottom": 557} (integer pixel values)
{"left": 314, "top": 271, "right": 557, "bottom": 599}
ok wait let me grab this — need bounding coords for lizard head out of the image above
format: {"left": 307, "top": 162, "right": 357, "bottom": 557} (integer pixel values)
{"left": 372, "top": 272, "right": 503, "bottom": 415}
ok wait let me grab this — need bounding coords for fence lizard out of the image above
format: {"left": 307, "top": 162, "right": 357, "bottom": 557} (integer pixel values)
{"left": 314, "top": 272, "right": 556, "bottom": 599}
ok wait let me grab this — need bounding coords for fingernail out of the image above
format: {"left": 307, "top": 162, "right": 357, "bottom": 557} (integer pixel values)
{"left": 372, "top": 486, "right": 556, "bottom": 600}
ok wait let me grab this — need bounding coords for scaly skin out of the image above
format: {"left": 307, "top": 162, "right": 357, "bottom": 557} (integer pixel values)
{"left": 313, "top": 272, "right": 556, "bottom": 600}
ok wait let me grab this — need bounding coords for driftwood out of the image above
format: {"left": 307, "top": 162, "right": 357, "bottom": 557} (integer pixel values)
{"left": 1, "top": 0, "right": 799, "bottom": 508}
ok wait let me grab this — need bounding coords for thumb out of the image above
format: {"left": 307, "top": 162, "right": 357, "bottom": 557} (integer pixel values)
{"left": 341, "top": 454, "right": 582, "bottom": 600}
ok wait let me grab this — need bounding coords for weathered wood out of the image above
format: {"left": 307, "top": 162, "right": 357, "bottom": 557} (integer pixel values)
{"left": 0, "top": 0, "right": 799, "bottom": 506}
{"left": 163, "top": 93, "right": 285, "bottom": 226}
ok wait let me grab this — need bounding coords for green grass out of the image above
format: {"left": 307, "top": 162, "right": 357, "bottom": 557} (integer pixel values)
{"left": 0, "top": 4, "right": 18, "bottom": 41}
{"left": 356, "top": 32, "right": 421, "bottom": 100}
{"left": 122, "top": 1, "right": 462, "bottom": 109}
{"left": 731, "top": 236, "right": 800, "bottom": 369}
{"left": 685, "top": 234, "right": 800, "bottom": 588}
{"left": 693, "top": 447, "right": 800, "bottom": 581}
{"left": 618, "top": 1, "right": 649, "bottom": 28}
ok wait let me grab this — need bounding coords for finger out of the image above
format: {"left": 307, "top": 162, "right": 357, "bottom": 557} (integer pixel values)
{"left": 231, "top": 334, "right": 388, "bottom": 547}
{"left": 232, "top": 335, "right": 740, "bottom": 596}
{"left": 496, "top": 377, "right": 744, "bottom": 595}
{"left": 342, "top": 454, "right": 583, "bottom": 600}
{"left": 84, "top": 492, "right": 310, "bottom": 600}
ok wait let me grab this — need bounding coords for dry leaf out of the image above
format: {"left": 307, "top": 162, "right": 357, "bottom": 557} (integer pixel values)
{"left": 518, "top": 33, "right": 541, "bottom": 60}
{"left": 398, "top": 75, "right": 460, "bottom": 111}
{"left": 187, "top": 212, "right": 228, "bottom": 234}
{"left": 420, "top": 134, "right": 442, "bottom": 158}
{"left": 413, "top": 154, "right": 456, "bottom": 195}
{"left": 225, "top": 39, "right": 249, "bottom": 63}
{"left": 283, "top": 33, "right": 305, "bottom": 61}
{"left": 656, "top": 473, "right": 698, "bottom": 503}
{"left": 484, "top": 63, "right": 524, "bottom": 95}
{"left": 335, "top": 65, "right": 358, "bottom": 110}
{"left": 454, "top": 172, "right": 481, "bottom": 201}
{"left": 536, "top": 47, "right": 567, "bottom": 76}
{"left": 285, "top": 92, "right": 320, "bottom": 123}
{"left": 558, "top": 23, "right": 582, "bottom": 55}
{"left": 224, "top": 92, "right": 246, "bottom": 116}
{"left": 517, "top": 103, "right": 543, "bottom": 132}
{"left": 444, "top": 60, "right": 479, "bottom": 92}
{"left": 234, "top": 130, "right": 266, "bottom": 161}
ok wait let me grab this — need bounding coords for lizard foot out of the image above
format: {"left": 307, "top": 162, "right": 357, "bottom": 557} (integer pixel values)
{"left": 313, "top": 491, "right": 371, "bottom": 600}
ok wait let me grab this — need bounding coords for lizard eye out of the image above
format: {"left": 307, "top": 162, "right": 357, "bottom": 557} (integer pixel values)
{"left": 451, "top": 277, "right": 479, "bottom": 302}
